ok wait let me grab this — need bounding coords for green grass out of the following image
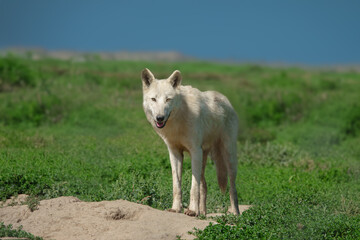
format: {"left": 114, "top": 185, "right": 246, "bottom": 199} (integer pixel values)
{"left": 0, "top": 55, "right": 359, "bottom": 239}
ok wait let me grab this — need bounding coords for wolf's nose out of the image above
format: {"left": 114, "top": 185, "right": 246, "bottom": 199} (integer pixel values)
{"left": 156, "top": 115, "right": 165, "bottom": 122}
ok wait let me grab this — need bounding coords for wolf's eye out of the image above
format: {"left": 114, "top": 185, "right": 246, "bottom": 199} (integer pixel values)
{"left": 151, "top": 98, "right": 156, "bottom": 102}
{"left": 166, "top": 98, "right": 172, "bottom": 102}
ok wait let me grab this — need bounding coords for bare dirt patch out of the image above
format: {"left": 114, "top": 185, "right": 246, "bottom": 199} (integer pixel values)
{"left": 0, "top": 195, "right": 251, "bottom": 240}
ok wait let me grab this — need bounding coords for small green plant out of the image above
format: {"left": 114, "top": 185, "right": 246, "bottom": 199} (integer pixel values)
{"left": 25, "top": 195, "right": 40, "bottom": 212}
{"left": 0, "top": 222, "right": 43, "bottom": 239}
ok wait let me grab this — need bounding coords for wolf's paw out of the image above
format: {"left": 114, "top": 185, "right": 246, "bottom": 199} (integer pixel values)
{"left": 167, "top": 208, "right": 182, "bottom": 213}
{"left": 184, "top": 209, "right": 198, "bottom": 217}
{"left": 200, "top": 210, "right": 207, "bottom": 216}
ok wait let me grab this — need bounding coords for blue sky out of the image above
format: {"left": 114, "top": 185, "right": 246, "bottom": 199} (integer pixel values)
{"left": 1, "top": 0, "right": 359, "bottom": 64}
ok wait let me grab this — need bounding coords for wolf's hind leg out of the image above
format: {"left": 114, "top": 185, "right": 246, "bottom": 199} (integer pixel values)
{"left": 199, "top": 150, "right": 208, "bottom": 215}
{"left": 225, "top": 139, "right": 240, "bottom": 215}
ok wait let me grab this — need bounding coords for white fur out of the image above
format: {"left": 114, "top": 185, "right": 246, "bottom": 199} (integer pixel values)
{"left": 142, "top": 68, "right": 240, "bottom": 216}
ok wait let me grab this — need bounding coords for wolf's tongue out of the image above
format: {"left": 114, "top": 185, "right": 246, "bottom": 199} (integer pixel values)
{"left": 156, "top": 122, "right": 164, "bottom": 128}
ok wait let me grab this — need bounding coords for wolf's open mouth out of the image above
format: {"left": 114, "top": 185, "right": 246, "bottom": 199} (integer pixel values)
{"left": 155, "top": 121, "right": 166, "bottom": 128}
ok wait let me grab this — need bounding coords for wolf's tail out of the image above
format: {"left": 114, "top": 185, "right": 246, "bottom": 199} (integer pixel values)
{"left": 211, "top": 141, "right": 228, "bottom": 193}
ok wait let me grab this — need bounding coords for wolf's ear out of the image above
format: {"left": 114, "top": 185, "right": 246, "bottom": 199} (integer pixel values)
{"left": 168, "top": 70, "right": 182, "bottom": 88}
{"left": 141, "top": 68, "right": 155, "bottom": 88}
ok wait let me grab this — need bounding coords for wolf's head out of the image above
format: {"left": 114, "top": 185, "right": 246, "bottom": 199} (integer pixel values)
{"left": 141, "top": 68, "right": 182, "bottom": 129}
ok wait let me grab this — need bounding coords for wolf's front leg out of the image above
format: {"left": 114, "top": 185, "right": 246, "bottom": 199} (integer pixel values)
{"left": 186, "top": 148, "right": 202, "bottom": 217}
{"left": 168, "top": 146, "right": 183, "bottom": 213}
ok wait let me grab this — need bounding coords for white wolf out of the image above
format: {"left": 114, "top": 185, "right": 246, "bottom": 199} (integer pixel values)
{"left": 141, "top": 68, "right": 240, "bottom": 216}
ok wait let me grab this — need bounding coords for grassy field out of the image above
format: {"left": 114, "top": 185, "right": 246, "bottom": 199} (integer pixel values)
{"left": 0, "top": 55, "right": 359, "bottom": 239}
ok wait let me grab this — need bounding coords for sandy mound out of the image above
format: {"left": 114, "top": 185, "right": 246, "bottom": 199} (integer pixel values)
{"left": 0, "top": 195, "right": 251, "bottom": 240}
